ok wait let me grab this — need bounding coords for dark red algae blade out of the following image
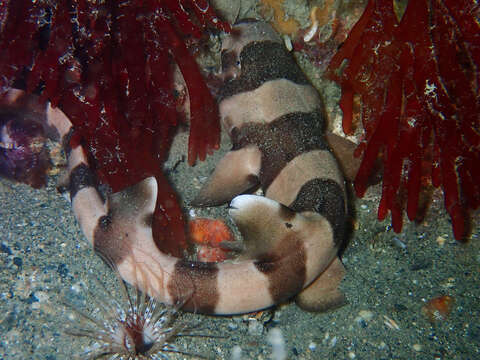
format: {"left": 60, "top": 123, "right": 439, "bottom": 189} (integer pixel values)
{"left": 0, "top": 0, "right": 231, "bottom": 256}
{"left": 326, "top": 0, "right": 480, "bottom": 241}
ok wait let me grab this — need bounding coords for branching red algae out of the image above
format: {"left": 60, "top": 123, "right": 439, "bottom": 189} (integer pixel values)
{"left": 0, "top": 0, "right": 230, "bottom": 256}
{"left": 327, "top": 0, "right": 480, "bottom": 240}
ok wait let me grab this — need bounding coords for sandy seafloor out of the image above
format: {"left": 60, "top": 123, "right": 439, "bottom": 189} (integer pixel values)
{"left": 1, "top": 1, "right": 480, "bottom": 359}
{"left": 1, "top": 131, "right": 480, "bottom": 360}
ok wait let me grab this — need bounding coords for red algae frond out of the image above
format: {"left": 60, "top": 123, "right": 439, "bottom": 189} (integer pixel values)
{"left": 0, "top": 1, "right": 230, "bottom": 256}
{"left": 0, "top": 0, "right": 229, "bottom": 188}
{"left": 326, "top": 0, "right": 480, "bottom": 241}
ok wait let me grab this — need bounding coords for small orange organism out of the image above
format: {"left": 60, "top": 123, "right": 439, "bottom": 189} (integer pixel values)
{"left": 303, "top": 0, "right": 338, "bottom": 42}
{"left": 189, "top": 218, "right": 235, "bottom": 262}
{"left": 259, "top": 0, "right": 300, "bottom": 37}
{"left": 421, "top": 295, "right": 455, "bottom": 322}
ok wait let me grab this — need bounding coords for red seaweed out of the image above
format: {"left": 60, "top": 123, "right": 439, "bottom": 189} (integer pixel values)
{"left": 0, "top": 0, "right": 230, "bottom": 256}
{"left": 327, "top": 0, "right": 480, "bottom": 240}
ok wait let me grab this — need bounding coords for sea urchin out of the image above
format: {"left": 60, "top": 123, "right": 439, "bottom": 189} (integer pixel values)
{"left": 61, "top": 263, "right": 204, "bottom": 360}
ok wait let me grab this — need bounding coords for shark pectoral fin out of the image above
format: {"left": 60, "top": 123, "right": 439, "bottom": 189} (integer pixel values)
{"left": 326, "top": 132, "right": 383, "bottom": 185}
{"left": 325, "top": 132, "right": 361, "bottom": 182}
{"left": 295, "top": 256, "right": 346, "bottom": 312}
{"left": 191, "top": 145, "right": 261, "bottom": 207}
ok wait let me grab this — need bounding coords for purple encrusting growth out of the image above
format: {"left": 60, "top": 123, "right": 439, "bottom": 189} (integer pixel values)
{"left": 0, "top": 106, "right": 50, "bottom": 188}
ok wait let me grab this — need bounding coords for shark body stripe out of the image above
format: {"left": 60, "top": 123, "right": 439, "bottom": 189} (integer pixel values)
{"left": 220, "top": 78, "right": 321, "bottom": 132}
{"left": 231, "top": 110, "right": 329, "bottom": 190}
{"left": 219, "top": 41, "right": 310, "bottom": 101}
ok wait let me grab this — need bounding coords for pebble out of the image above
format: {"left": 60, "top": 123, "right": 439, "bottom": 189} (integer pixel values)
{"left": 13, "top": 257, "right": 22, "bottom": 267}
{"left": 329, "top": 336, "right": 338, "bottom": 347}
{"left": 231, "top": 346, "right": 242, "bottom": 360}
{"left": 248, "top": 318, "right": 264, "bottom": 336}
{"left": 413, "top": 344, "right": 423, "bottom": 351}
{"left": 71, "top": 282, "right": 82, "bottom": 294}
{"left": 267, "top": 328, "right": 286, "bottom": 360}
{"left": 358, "top": 310, "right": 374, "bottom": 321}
{"left": 355, "top": 310, "right": 374, "bottom": 327}
{"left": 391, "top": 237, "right": 407, "bottom": 249}
{"left": 35, "top": 291, "right": 49, "bottom": 303}
{"left": 436, "top": 236, "right": 446, "bottom": 246}
{"left": 383, "top": 315, "right": 400, "bottom": 330}
{"left": 0, "top": 243, "right": 12, "bottom": 255}
{"left": 283, "top": 35, "right": 293, "bottom": 51}
{"left": 228, "top": 322, "right": 238, "bottom": 330}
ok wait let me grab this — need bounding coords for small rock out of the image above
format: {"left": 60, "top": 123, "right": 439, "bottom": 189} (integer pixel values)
{"left": 413, "top": 344, "right": 423, "bottom": 352}
{"left": 248, "top": 318, "right": 263, "bottom": 336}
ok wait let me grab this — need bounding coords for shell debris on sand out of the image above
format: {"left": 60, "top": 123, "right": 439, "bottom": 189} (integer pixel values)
{"left": 383, "top": 315, "right": 400, "bottom": 330}
{"left": 421, "top": 295, "right": 455, "bottom": 322}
